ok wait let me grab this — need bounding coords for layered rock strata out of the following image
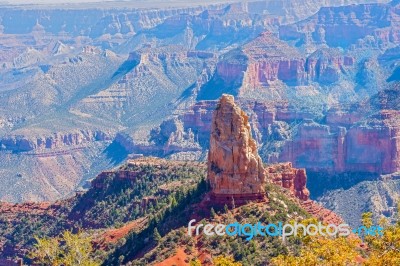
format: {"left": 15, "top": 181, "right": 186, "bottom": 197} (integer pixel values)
{"left": 180, "top": 99, "right": 400, "bottom": 175}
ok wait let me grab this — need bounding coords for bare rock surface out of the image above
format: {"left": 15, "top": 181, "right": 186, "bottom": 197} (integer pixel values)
{"left": 207, "top": 94, "right": 266, "bottom": 203}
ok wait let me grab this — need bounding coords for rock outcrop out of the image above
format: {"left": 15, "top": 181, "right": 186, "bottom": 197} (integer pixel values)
{"left": 300, "top": 200, "right": 345, "bottom": 226}
{"left": 207, "top": 94, "right": 266, "bottom": 204}
{"left": 205, "top": 97, "right": 341, "bottom": 225}
{"left": 306, "top": 48, "right": 354, "bottom": 84}
{"left": 212, "top": 32, "right": 308, "bottom": 91}
{"left": 0, "top": 202, "right": 57, "bottom": 217}
{"left": 268, "top": 162, "right": 310, "bottom": 201}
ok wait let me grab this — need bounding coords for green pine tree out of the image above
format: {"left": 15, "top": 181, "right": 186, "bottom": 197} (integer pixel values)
{"left": 210, "top": 207, "right": 216, "bottom": 219}
{"left": 153, "top": 227, "right": 161, "bottom": 243}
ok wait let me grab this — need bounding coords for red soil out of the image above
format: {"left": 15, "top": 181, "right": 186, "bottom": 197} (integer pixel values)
{"left": 95, "top": 217, "right": 148, "bottom": 249}
{"left": 154, "top": 248, "right": 189, "bottom": 266}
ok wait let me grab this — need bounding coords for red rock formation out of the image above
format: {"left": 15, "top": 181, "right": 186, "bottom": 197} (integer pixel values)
{"left": 204, "top": 99, "right": 341, "bottom": 221}
{"left": 212, "top": 32, "right": 357, "bottom": 89}
{"left": 91, "top": 170, "right": 141, "bottom": 189}
{"left": 216, "top": 60, "right": 247, "bottom": 84}
{"left": 265, "top": 163, "right": 343, "bottom": 225}
{"left": 345, "top": 110, "right": 400, "bottom": 174}
{"left": 306, "top": 48, "right": 354, "bottom": 84}
{"left": 216, "top": 32, "right": 307, "bottom": 87}
{"left": 0, "top": 201, "right": 61, "bottom": 220}
{"left": 267, "top": 162, "right": 310, "bottom": 201}
{"left": 94, "top": 217, "right": 148, "bottom": 250}
{"left": 208, "top": 94, "right": 266, "bottom": 205}
{"left": 280, "top": 110, "right": 400, "bottom": 174}
{"left": 181, "top": 100, "right": 217, "bottom": 141}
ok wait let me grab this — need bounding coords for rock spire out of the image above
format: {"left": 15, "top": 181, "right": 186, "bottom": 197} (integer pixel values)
{"left": 207, "top": 94, "right": 266, "bottom": 204}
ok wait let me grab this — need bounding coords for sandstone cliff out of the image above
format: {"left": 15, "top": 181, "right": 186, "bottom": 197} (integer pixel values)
{"left": 205, "top": 95, "right": 344, "bottom": 227}
{"left": 206, "top": 95, "right": 311, "bottom": 204}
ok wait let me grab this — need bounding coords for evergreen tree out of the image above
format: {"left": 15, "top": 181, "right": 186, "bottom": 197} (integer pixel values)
{"left": 153, "top": 228, "right": 161, "bottom": 243}
{"left": 210, "top": 207, "right": 216, "bottom": 219}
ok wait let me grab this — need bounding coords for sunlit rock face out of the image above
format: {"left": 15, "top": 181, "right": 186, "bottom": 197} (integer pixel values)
{"left": 207, "top": 94, "right": 267, "bottom": 204}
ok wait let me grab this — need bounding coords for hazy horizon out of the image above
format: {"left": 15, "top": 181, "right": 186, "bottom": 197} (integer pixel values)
{"left": 0, "top": 0, "right": 242, "bottom": 9}
{"left": 1, "top": 0, "right": 238, "bottom": 5}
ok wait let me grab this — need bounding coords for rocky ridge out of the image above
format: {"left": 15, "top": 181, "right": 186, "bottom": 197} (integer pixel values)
{"left": 0, "top": 155, "right": 344, "bottom": 261}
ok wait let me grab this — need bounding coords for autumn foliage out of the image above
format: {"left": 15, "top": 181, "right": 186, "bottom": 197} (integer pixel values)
{"left": 271, "top": 203, "right": 400, "bottom": 266}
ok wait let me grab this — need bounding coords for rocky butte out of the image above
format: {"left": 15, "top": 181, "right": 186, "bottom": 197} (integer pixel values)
{"left": 208, "top": 94, "right": 267, "bottom": 204}
{"left": 207, "top": 94, "right": 310, "bottom": 204}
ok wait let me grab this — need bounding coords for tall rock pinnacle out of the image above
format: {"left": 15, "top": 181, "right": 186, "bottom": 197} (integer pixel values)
{"left": 208, "top": 94, "right": 266, "bottom": 204}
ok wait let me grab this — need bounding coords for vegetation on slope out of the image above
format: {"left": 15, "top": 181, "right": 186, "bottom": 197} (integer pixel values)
{"left": 118, "top": 183, "right": 311, "bottom": 266}
{"left": 6, "top": 157, "right": 400, "bottom": 266}
{"left": 0, "top": 159, "right": 206, "bottom": 262}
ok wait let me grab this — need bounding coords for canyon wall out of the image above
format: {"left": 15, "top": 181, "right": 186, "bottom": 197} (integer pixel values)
{"left": 0, "top": 5, "right": 217, "bottom": 37}
{"left": 268, "top": 162, "right": 310, "bottom": 201}
{"left": 0, "top": 129, "right": 113, "bottom": 152}
{"left": 180, "top": 99, "right": 400, "bottom": 175}
{"left": 279, "top": 1, "right": 400, "bottom": 48}
{"left": 205, "top": 32, "right": 355, "bottom": 94}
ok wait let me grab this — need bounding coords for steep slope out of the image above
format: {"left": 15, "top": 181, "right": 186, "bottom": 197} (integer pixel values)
{"left": 0, "top": 44, "right": 214, "bottom": 201}
{"left": 316, "top": 176, "right": 400, "bottom": 227}
{"left": 0, "top": 155, "right": 343, "bottom": 264}
{"left": 76, "top": 46, "right": 213, "bottom": 126}
{"left": 0, "top": 141, "right": 116, "bottom": 202}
